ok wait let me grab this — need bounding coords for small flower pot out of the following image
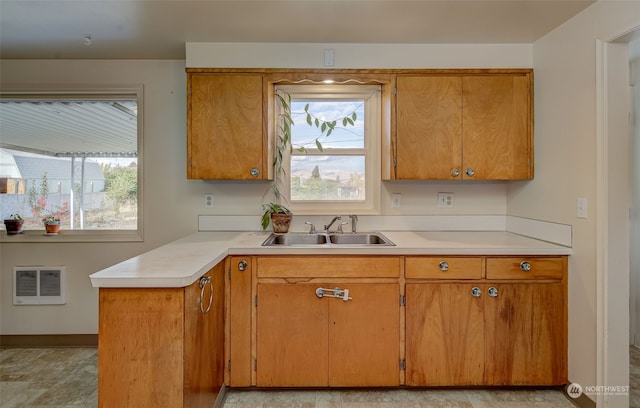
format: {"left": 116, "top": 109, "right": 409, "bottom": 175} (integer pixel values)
{"left": 44, "top": 222, "right": 61, "bottom": 234}
{"left": 270, "top": 213, "right": 292, "bottom": 233}
{"left": 4, "top": 219, "right": 24, "bottom": 235}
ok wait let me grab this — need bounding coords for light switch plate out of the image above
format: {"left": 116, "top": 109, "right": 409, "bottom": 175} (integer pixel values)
{"left": 577, "top": 197, "right": 587, "bottom": 219}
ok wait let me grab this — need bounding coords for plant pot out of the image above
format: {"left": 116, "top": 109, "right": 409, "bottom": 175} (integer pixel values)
{"left": 270, "top": 213, "right": 292, "bottom": 233}
{"left": 4, "top": 219, "right": 24, "bottom": 235}
{"left": 44, "top": 222, "right": 61, "bottom": 234}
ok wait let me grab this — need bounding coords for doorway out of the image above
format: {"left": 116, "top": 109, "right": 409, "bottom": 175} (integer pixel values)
{"left": 598, "top": 26, "right": 639, "bottom": 408}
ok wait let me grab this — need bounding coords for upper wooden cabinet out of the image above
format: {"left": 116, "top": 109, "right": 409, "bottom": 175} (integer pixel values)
{"left": 395, "top": 71, "right": 533, "bottom": 180}
{"left": 187, "top": 73, "right": 266, "bottom": 180}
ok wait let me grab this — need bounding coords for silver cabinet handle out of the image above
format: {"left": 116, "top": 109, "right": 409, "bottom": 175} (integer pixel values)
{"left": 520, "top": 261, "right": 532, "bottom": 272}
{"left": 488, "top": 287, "right": 498, "bottom": 298}
{"left": 250, "top": 167, "right": 260, "bottom": 177}
{"left": 238, "top": 260, "right": 248, "bottom": 271}
{"left": 199, "top": 276, "right": 213, "bottom": 314}
{"left": 438, "top": 261, "right": 449, "bottom": 272}
{"left": 451, "top": 168, "right": 460, "bottom": 177}
{"left": 316, "top": 287, "right": 352, "bottom": 301}
{"left": 471, "top": 287, "right": 482, "bottom": 297}
{"left": 465, "top": 168, "right": 475, "bottom": 177}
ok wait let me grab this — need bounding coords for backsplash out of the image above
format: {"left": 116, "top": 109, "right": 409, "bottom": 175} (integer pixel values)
{"left": 198, "top": 214, "right": 572, "bottom": 247}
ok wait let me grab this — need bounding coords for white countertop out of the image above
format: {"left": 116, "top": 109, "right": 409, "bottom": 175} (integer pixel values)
{"left": 89, "top": 230, "right": 572, "bottom": 288}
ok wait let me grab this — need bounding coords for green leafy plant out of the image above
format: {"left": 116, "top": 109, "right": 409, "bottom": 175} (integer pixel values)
{"left": 261, "top": 203, "right": 292, "bottom": 231}
{"left": 8, "top": 214, "right": 23, "bottom": 220}
{"left": 261, "top": 89, "right": 359, "bottom": 230}
{"left": 42, "top": 215, "right": 60, "bottom": 224}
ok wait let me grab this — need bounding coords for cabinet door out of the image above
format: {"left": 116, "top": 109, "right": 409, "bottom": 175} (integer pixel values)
{"left": 256, "top": 283, "right": 329, "bottom": 387}
{"left": 484, "top": 283, "right": 566, "bottom": 385}
{"left": 228, "top": 257, "right": 253, "bottom": 387}
{"left": 187, "top": 74, "right": 265, "bottom": 180}
{"left": 405, "top": 283, "right": 484, "bottom": 386}
{"left": 184, "top": 264, "right": 225, "bottom": 408}
{"left": 462, "top": 75, "right": 532, "bottom": 180}
{"left": 329, "top": 283, "right": 400, "bottom": 386}
{"left": 396, "top": 76, "right": 463, "bottom": 180}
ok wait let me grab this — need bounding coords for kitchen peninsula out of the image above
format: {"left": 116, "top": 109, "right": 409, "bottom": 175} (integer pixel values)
{"left": 90, "top": 229, "right": 571, "bottom": 408}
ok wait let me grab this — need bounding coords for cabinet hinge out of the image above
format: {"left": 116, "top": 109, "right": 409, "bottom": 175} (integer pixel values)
{"left": 399, "top": 359, "right": 406, "bottom": 370}
{"left": 227, "top": 360, "right": 231, "bottom": 371}
{"left": 394, "top": 87, "right": 397, "bottom": 96}
{"left": 254, "top": 359, "right": 258, "bottom": 371}
{"left": 393, "top": 158, "right": 397, "bottom": 168}
{"left": 228, "top": 267, "right": 231, "bottom": 281}
{"left": 255, "top": 295, "right": 258, "bottom": 307}
{"left": 400, "top": 295, "right": 406, "bottom": 306}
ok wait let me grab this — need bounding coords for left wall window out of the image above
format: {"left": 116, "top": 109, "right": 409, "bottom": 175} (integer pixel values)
{"left": 0, "top": 89, "right": 142, "bottom": 238}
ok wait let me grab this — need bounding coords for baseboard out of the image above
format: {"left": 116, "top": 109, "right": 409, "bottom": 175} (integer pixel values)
{"left": 564, "top": 386, "right": 596, "bottom": 408}
{"left": 213, "top": 385, "right": 228, "bottom": 408}
{"left": 0, "top": 334, "right": 98, "bottom": 348}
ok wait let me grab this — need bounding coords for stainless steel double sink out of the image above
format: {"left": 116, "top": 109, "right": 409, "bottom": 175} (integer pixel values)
{"left": 262, "top": 232, "right": 395, "bottom": 246}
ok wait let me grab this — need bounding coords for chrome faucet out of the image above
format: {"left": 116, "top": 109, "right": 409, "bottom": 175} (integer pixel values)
{"left": 349, "top": 215, "right": 358, "bottom": 233}
{"left": 324, "top": 216, "right": 342, "bottom": 232}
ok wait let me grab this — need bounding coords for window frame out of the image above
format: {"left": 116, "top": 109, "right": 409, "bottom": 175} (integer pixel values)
{"left": 0, "top": 85, "right": 144, "bottom": 242}
{"left": 275, "top": 84, "right": 381, "bottom": 215}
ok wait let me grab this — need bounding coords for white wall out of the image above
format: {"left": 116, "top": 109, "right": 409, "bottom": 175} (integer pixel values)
{"left": 0, "top": 44, "right": 531, "bottom": 335}
{"left": 507, "top": 0, "right": 640, "bottom": 401}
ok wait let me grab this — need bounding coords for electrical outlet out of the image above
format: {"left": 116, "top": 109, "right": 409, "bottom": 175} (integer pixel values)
{"left": 391, "top": 193, "right": 401, "bottom": 208}
{"left": 438, "top": 192, "right": 454, "bottom": 209}
{"left": 204, "top": 194, "right": 214, "bottom": 208}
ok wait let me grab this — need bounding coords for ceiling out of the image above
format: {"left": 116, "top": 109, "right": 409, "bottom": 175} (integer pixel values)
{"left": 0, "top": 0, "right": 596, "bottom": 60}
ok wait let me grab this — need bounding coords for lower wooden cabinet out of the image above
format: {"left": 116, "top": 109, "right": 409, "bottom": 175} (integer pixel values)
{"left": 256, "top": 282, "right": 400, "bottom": 387}
{"left": 406, "top": 281, "right": 566, "bottom": 386}
{"left": 98, "top": 263, "right": 225, "bottom": 408}
{"left": 406, "top": 283, "right": 485, "bottom": 386}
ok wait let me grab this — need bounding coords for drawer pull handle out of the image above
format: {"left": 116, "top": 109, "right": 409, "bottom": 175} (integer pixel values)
{"left": 471, "top": 287, "right": 482, "bottom": 298}
{"left": 488, "top": 287, "right": 498, "bottom": 298}
{"left": 199, "top": 276, "right": 213, "bottom": 314}
{"left": 520, "top": 261, "right": 532, "bottom": 272}
{"left": 438, "top": 261, "right": 449, "bottom": 271}
{"left": 238, "top": 260, "right": 248, "bottom": 271}
{"left": 250, "top": 167, "right": 260, "bottom": 177}
{"left": 316, "top": 287, "right": 352, "bottom": 302}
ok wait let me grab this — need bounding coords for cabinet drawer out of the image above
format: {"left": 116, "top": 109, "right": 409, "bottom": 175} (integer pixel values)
{"left": 405, "top": 257, "right": 483, "bottom": 279}
{"left": 486, "top": 257, "right": 565, "bottom": 280}
{"left": 257, "top": 256, "right": 401, "bottom": 278}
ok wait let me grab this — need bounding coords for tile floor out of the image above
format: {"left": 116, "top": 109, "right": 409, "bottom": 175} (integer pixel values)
{"left": 0, "top": 347, "right": 581, "bottom": 408}
{"left": 0, "top": 348, "right": 97, "bottom": 408}
{"left": 631, "top": 345, "right": 640, "bottom": 407}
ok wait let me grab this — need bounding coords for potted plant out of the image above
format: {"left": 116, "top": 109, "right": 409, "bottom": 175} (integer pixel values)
{"left": 43, "top": 215, "right": 61, "bottom": 234}
{"left": 261, "top": 203, "right": 292, "bottom": 233}
{"left": 4, "top": 214, "right": 24, "bottom": 235}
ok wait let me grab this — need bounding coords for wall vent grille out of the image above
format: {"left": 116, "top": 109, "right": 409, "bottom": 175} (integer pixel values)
{"left": 13, "top": 267, "right": 66, "bottom": 305}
